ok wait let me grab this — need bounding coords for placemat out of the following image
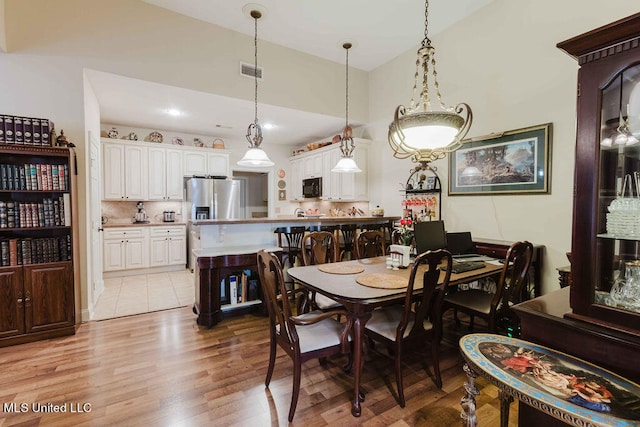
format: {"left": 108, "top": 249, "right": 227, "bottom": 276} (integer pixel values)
{"left": 318, "top": 264, "right": 365, "bottom": 275}
{"left": 355, "top": 273, "right": 407, "bottom": 289}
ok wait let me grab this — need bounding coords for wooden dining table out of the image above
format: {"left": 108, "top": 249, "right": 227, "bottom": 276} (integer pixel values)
{"left": 287, "top": 255, "right": 503, "bottom": 417}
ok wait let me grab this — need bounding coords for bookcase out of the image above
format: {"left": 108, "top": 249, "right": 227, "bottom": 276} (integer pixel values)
{"left": 0, "top": 144, "right": 76, "bottom": 347}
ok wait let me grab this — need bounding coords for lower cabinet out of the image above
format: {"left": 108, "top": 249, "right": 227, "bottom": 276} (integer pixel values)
{"left": 103, "top": 227, "right": 149, "bottom": 271}
{"left": 149, "top": 226, "right": 187, "bottom": 267}
{"left": 103, "top": 225, "right": 186, "bottom": 272}
{"left": 0, "top": 262, "right": 75, "bottom": 346}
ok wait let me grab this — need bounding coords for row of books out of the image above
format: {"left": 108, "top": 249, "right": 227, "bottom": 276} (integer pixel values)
{"left": 0, "top": 115, "right": 52, "bottom": 146}
{"left": 0, "top": 163, "right": 69, "bottom": 191}
{"left": 0, "top": 196, "right": 70, "bottom": 229}
{"left": 0, "top": 235, "right": 71, "bottom": 266}
{"left": 223, "top": 270, "right": 259, "bottom": 305}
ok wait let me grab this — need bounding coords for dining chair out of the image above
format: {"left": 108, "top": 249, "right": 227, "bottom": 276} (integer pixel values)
{"left": 355, "top": 230, "right": 386, "bottom": 259}
{"left": 301, "top": 231, "right": 341, "bottom": 311}
{"left": 442, "top": 241, "right": 534, "bottom": 334}
{"left": 364, "top": 249, "right": 453, "bottom": 407}
{"left": 273, "top": 226, "right": 306, "bottom": 288}
{"left": 257, "top": 250, "right": 352, "bottom": 422}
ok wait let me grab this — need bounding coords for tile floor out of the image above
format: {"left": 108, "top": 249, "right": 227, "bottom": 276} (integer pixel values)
{"left": 92, "top": 269, "right": 195, "bottom": 321}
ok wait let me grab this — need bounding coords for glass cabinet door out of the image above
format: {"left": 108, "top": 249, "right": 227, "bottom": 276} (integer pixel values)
{"left": 597, "top": 64, "right": 640, "bottom": 314}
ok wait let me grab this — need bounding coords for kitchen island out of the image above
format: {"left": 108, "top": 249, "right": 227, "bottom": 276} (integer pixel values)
{"left": 188, "top": 215, "right": 400, "bottom": 271}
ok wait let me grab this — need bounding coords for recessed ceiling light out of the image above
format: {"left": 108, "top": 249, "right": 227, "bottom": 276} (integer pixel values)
{"left": 165, "top": 108, "right": 182, "bottom": 117}
{"left": 263, "top": 123, "right": 275, "bottom": 130}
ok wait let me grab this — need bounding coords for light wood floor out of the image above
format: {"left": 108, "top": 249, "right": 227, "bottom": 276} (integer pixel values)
{"left": 0, "top": 308, "right": 516, "bottom": 426}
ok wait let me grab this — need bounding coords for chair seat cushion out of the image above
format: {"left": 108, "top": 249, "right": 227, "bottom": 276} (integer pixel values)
{"left": 296, "top": 317, "right": 350, "bottom": 354}
{"left": 444, "top": 290, "right": 493, "bottom": 315}
{"left": 365, "top": 306, "right": 433, "bottom": 341}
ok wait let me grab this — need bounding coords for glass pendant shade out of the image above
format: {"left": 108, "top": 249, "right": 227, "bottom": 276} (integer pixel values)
{"left": 238, "top": 146, "right": 274, "bottom": 167}
{"left": 388, "top": 0, "right": 472, "bottom": 164}
{"left": 332, "top": 156, "right": 361, "bottom": 173}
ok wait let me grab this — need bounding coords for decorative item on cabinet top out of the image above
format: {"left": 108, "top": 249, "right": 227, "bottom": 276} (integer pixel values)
{"left": 144, "top": 131, "right": 163, "bottom": 143}
{"left": 212, "top": 138, "right": 225, "bottom": 149}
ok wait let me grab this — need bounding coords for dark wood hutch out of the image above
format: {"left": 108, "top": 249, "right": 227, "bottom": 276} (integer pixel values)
{"left": 514, "top": 12, "right": 640, "bottom": 426}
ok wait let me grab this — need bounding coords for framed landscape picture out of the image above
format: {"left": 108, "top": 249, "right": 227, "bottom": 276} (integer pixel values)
{"left": 448, "top": 123, "right": 552, "bottom": 195}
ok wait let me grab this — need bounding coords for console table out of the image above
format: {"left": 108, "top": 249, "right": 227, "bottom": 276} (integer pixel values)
{"left": 459, "top": 333, "right": 640, "bottom": 427}
{"left": 193, "top": 245, "right": 281, "bottom": 328}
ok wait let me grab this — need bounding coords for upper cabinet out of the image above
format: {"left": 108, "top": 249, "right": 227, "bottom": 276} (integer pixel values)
{"left": 102, "top": 138, "right": 230, "bottom": 201}
{"left": 102, "top": 141, "right": 148, "bottom": 200}
{"left": 183, "top": 149, "right": 230, "bottom": 177}
{"left": 289, "top": 139, "right": 370, "bottom": 202}
{"left": 558, "top": 13, "right": 640, "bottom": 331}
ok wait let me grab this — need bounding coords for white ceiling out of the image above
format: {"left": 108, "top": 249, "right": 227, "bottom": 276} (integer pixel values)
{"left": 88, "top": 1, "right": 493, "bottom": 146}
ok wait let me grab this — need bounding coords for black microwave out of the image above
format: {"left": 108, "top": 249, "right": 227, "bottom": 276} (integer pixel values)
{"left": 302, "top": 177, "right": 322, "bottom": 198}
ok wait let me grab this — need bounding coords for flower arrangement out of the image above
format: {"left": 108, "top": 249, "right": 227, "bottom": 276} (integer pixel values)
{"left": 395, "top": 218, "right": 414, "bottom": 246}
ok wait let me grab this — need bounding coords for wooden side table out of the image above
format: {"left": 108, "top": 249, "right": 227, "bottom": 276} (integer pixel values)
{"left": 193, "top": 245, "right": 281, "bottom": 328}
{"left": 459, "top": 333, "right": 640, "bottom": 427}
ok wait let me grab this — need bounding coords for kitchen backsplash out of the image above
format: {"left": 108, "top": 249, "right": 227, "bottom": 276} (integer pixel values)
{"left": 102, "top": 201, "right": 184, "bottom": 225}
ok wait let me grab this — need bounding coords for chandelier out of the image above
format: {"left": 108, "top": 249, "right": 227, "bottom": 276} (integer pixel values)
{"left": 388, "top": 0, "right": 472, "bottom": 164}
{"left": 332, "top": 42, "right": 361, "bottom": 173}
{"left": 238, "top": 9, "right": 274, "bottom": 167}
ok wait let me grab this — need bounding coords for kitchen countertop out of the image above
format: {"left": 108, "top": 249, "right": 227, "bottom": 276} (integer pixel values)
{"left": 190, "top": 216, "right": 399, "bottom": 225}
{"left": 102, "top": 222, "right": 187, "bottom": 228}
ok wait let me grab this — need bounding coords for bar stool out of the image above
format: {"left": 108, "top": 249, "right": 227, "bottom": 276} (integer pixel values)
{"left": 273, "top": 226, "right": 306, "bottom": 286}
{"left": 338, "top": 224, "right": 357, "bottom": 261}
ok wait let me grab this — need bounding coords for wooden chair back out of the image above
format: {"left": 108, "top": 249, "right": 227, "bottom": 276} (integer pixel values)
{"left": 355, "top": 230, "right": 386, "bottom": 259}
{"left": 273, "top": 226, "right": 306, "bottom": 267}
{"left": 400, "top": 249, "right": 452, "bottom": 340}
{"left": 257, "top": 250, "right": 298, "bottom": 347}
{"left": 302, "top": 231, "right": 338, "bottom": 265}
{"left": 492, "top": 241, "right": 534, "bottom": 318}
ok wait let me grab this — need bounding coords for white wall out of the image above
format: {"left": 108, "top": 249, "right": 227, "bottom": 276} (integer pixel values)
{"left": 367, "top": 0, "right": 640, "bottom": 293}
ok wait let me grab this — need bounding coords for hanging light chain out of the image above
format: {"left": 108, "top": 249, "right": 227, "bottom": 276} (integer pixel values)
{"left": 246, "top": 10, "right": 263, "bottom": 149}
{"left": 345, "top": 44, "right": 349, "bottom": 130}
{"left": 253, "top": 12, "right": 259, "bottom": 124}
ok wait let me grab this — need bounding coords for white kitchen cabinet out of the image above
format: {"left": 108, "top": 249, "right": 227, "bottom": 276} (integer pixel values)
{"left": 183, "top": 150, "right": 207, "bottom": 176}
{"left": 148, "top": 147, "right": 184, "bottom": 200}
{"left": 290, "top": 158, "right": 303, "bottom": 200}
{"left": 207, "top": 152, "right": 229, "bottom": 177}
{"left": 149, "top": 226, "right": 186, "bottom": 267}
{"left": 102, "top": 141, "right": 148, "bottom": 200}
{"left": 183, "top": 148, "right": 229, "bottom": 177}
{"left": 303, "top": 153, "right": 323, "bottom": 179}
{"left": 103, "top": 227, "right": 149, "bottom": 271}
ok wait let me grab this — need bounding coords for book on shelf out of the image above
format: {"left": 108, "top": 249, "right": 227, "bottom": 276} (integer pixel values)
{"left": 248, "top": 279, "right": 258, "bottom": 301}
{"left": 22, "top": 117, "right": 32, "bottom": 145}
{"left": 8, "top": 238, "right": 17, "bottom": 266}
{"left": 4, "top": 116, "right": 14, "bottom": 143}
{"left": 63, "top": 194, "right": 70, "bottom": 226}
{"left": 229, "top": 275, "right": 238, "bottom": 305}
{"left": 240, "top": 272, "right": 247, "bottom": 303}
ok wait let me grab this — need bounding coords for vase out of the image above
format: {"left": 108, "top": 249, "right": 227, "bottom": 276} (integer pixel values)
{"left": 609, "top": 260, "right": 640, "bottom": 310}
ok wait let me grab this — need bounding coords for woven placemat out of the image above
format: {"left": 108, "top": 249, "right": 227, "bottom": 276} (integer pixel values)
{"left": 355, "top": 273, "right": 407, "bottom": 289}
{"left": 318, "top": 264, "right": 365, "bottom": 275}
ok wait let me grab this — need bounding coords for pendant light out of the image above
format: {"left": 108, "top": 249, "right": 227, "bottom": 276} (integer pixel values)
{"left": 388, "top": 0, "right": 472, "bottom": 165}
{"left": 601, "top": 73, "right": 639, "bottom": 147}
{"left": 332, "top": 42, "right": 361, "bottom": 173}
{"left": 238, "top": 9, "right": 274, "bottom": 167}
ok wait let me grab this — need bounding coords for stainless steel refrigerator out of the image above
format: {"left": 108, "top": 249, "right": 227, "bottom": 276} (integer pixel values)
{"left": 186, "top": 177, "right": 245, "bottom": 271}
{"left": 185, "top": 177, "right": 245, "bottom": 220}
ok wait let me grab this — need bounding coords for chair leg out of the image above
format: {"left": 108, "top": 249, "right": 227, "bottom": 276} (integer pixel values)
{"left": 468, "top": 315, "right": 475, "bottom": 331}
{"left": 289, "top": 360, "right": 302, "bottom": 422}
{"left": 395, "top": 343, "right": 405, "bottom": 408}
{"left": 431, "top": 340, "right": 442, "bottom": 389}
{"left": 265, "top": 335, "right": 276, "bottom": 387}
{"left": 454, "top": 308, "right": 461, "bottom": 327}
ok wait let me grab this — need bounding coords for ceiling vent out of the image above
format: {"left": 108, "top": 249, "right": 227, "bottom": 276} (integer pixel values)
{"left": 240, "top": 62, "right": 263, "bottom": 80}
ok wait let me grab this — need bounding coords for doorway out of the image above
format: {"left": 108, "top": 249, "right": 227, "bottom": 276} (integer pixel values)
{"left": 233, "top": 171, "right": 268, "bottom": 219}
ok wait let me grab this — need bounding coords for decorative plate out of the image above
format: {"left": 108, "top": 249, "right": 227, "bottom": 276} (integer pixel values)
{"left": 144, "top": 131, "right": 163, "bottom": 143}
{"left": 277, "top": 180, "right": 286, "bottom": 189}
{"left": 277, "top": 169, "right": 286, "bottom": 178}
